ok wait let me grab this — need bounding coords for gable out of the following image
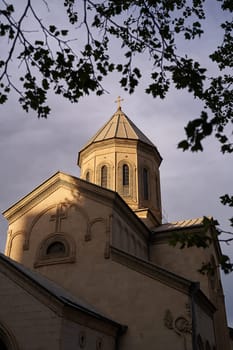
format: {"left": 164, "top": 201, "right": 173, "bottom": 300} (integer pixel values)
{"left": 3, "top": 171, "right": 149, "bottom": 270}
{"left": 0, "top": 253, "right": 125, "bottom": 349}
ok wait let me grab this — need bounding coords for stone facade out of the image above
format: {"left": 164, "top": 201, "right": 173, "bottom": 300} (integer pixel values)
{"left": 0, "top": 254, "right": 122, "bottom": 350}
{"left": 0, "top": 105, "right": 231, "bottom": 349}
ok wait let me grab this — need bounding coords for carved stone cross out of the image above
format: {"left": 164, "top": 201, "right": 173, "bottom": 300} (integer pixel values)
{"left": 50, "top": 203, "right": 67, "bottom": 232}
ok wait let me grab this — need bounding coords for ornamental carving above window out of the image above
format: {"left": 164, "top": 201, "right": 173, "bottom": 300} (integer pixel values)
{"left": 34, "top": 233, "right": 76, "bottom": 268}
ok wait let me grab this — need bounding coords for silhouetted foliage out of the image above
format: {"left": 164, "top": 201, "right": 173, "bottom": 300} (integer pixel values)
{"left": 0, "top": 0, "right": 232, "bottom": 271}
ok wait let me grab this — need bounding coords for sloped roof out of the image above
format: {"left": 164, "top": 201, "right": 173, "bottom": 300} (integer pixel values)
{"left": 152, "top": 216, "right": 222, "bottom": 261}
{"left": 80, "top": 107, "right": 157, "bottom": 151}
{"left": 0, "top": 252, "right": 125, "bottom": 329}
{"left": 152, "top": 216, "right": 218, "bottom": 233}
{"left": 152, "top": 217, "right": 208, "bottom": 233}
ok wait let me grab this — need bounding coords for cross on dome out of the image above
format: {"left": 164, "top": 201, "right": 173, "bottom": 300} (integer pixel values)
{"left": 115, "top": 96, "right": 124, "bottom": 109}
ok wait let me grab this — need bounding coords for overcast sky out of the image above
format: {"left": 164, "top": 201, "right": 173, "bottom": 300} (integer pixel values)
{"left": 0, "top": 0, "right": 232, "bottom": 326}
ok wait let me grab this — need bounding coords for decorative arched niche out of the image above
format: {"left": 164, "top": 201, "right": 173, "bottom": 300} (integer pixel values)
{"left": 34, "top": 233, "right": 76, "bottom": 268}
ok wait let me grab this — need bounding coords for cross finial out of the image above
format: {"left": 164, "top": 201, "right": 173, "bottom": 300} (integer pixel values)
{"left": 115, "top": 96, "right": 124, "bottom": 109}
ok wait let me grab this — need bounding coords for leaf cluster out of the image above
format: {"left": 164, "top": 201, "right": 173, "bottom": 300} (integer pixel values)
{"left": 0, "top": 0, "right": 231, "bottom": 147}
{"left": 0, "top": 0, "right": 211, "bottom": 117}
{"left": 0, "top": 0, "right": 232, "bottom": 272}
{"left": 169, "top": 216, "right": 233, "bottom": 273}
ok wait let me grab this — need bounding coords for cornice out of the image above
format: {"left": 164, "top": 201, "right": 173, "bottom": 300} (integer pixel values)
{"left": 2, "top": 171, "right": 115, "bottom": 224}
{"left": 78, "top": 138, "right": 139, "bottom": 166}
{"left": 151, "top": 226, "right": 204, "bottom": 245}
{"left": 111, "top": 247, "right": 216, "bottom": 317}
{"left": 111, "top": 246, "right": 192, "bottom": 294}
{"left": 151, "top": 223, "right": 223, "bottom": 261}
{"left": 62, "top": 299, "right": 127, "bottom": 337}
{"left": 3, "top": 172, "right": 77, "bottom": 224}
{"left": 137, "top": 140, "right": 162, "bottom": 165}
{"left": 0, "top": 253, "right": 63, "bottom": 316}
{"left": 112, "top": 197, "right": 151, "bottom": 241}
{"left": 134, "top": 208, "right": 161, "bottom": 228}
{"left": 81, "top": 185, "right": 150, "bottom": 241}
{"left": 0, "top": 253, "right": 126, "bottom": 335}
{"left": 78, "top": 137, "right": 162, "bottom": 167}
{"left": 195, "top": 288, "right": 216, "bottom": 317}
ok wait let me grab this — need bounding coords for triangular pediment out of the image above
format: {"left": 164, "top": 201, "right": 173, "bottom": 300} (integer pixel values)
{"left": 3, "top": 171, "right": 150, "bottom": 241}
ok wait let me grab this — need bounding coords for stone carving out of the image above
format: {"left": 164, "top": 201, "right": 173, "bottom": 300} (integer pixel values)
{"left": 164, "top": 308, "right": 192, "bottom": 350}
{"left": 85, "top": 218, "right": 105, "bottom": 242}
{"left": 50, "top": 203, "right": 68, "bottom": 232}
{"left": 164, "top": 309, "right": 173, "bottom": 330}
{"left": 6, "top": 230, "right": 25, "bottom": 257}
{"left": 175, "top": 316, "right": 192, "bottom": 334}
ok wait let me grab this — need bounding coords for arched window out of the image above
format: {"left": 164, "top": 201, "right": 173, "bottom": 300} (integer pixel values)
{"left": 123, "top": 164, "right": 129, "bottom": 186}
{"left": 46, "top": 241, "right": 66, "bottom": 256}
{"left": 122, "top": 164, "right": 129, "bottom": 195}
{"left": 143, "top": 168, "right": 149, "bottom": 200}
{"left": 34, "top": 233, "right": 76, "bottom": 268}
{"left": 86, "top": 171, "right": 90, "bottom": 182}
{"left": 101, "top": 165, "right": 107, "bottom": 188}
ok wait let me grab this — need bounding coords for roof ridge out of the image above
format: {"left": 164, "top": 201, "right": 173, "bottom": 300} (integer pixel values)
{"left": 79, "top": 107, "right": 158, "bottom": 153}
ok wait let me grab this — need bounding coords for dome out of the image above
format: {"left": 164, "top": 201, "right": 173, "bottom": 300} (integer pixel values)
{"left": 79, "top": 106, "right": 159, "bottom": 152}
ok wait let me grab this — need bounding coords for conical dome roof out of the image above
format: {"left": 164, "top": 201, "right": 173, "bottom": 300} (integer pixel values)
{"left": 80, "top": 106, "right": 157, "bottom": 151}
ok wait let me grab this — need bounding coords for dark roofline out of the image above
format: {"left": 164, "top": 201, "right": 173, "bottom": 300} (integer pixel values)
{"left": 111, "top": 246, "right": 216, "bottom": 317}
{"left": 151, "top": 218, "right": 223, "bottom": 262}
{"left": 0, "top": 253, "right": 126, "bottom": 332}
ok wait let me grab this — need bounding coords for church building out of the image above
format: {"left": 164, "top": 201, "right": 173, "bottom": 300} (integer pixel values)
{"left": 0, "top": 102, "right": 232, "bottom": 350}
